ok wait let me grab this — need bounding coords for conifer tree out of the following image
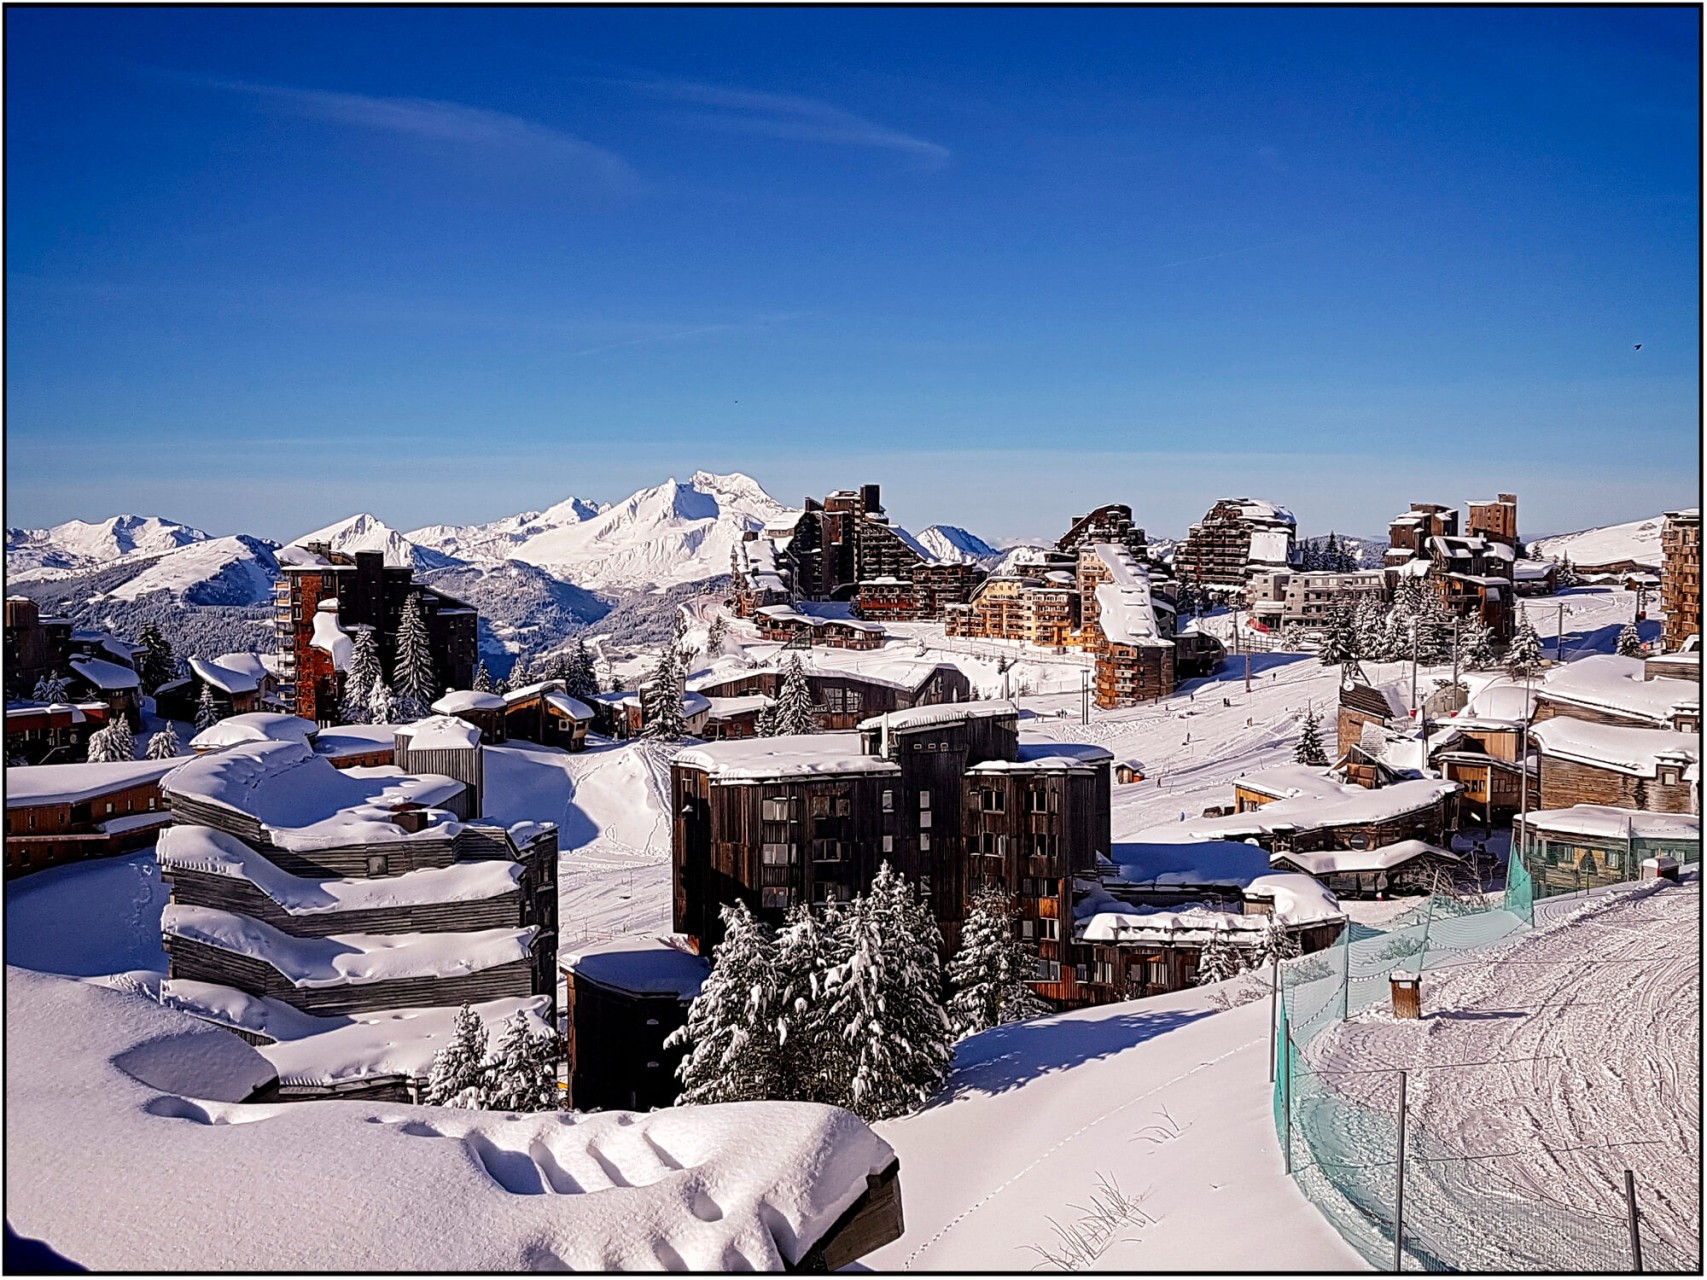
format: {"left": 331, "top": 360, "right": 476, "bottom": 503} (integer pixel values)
{"left": 1557, "top": 556, "right": 1580, "bottom": 589}
{"left": 1316, "top": 603, "right": 1358, "bottom": 667}
{"left": 754, "top": 697, "right": 780, "bottom": 738}
{"left": 773, "top": 655, "right": 817, "bottom": 736}
{"left": 32, "top": 672, "right": 69, "bottom": 703}
{"left": 564, "top": 638, "right": 600, "bottom": 701}
{"left": 145, "top": 722, "right": 182, "bottom": 760}
{"left": 1616, "top": 623, "right": 1644, "bottom": 658}
{"left": 472, "top": 661, "right": 493, "bottom": 693}
{"left": 1505, "top": 610, "right": 1545, "bottom": 679}
{"left": 774, "top": 902, "right": 851, "bottom": 1104}
{"left": 946, "top": 885, "right": 1050, "bottom": 1039}
{"left": 641, "top": 645, "right": 686, "bottom": 740}
{"left": 1252, "top": 913, "right": 1300, "bottom": 970}
{"left": 84, "top": 723, "right": 125, "bottom": 764}
{"left": 103, "top": 714, "right": 135, "bottom": 760}
{"left": 425, "top": 1004, "right": 492, "bottom": 1108}
{"left": 707, "top": 612, "right": 729, "bottom": 655}
{"left": 1353, "top": 595, "right": 1388, "bottom": 661}
{"left": 825, "top": 863, "right": 952, "bottom": 1120}
{"left": 367, "top": 676, "right": 397, "bottom": 725}
{"left": 1194, "top": 924, "right": 1245, "bottom": 985}
{"left": 195, "top": 683, "right": 223, "bottom": 731}
{"left": 668, "top": 901, "right": 782, "bottom": 1104}
{"left": 393, "top": 592, "right": 438, "bottom": 719}
{"left": 1457, "top": 615, "right": 1497, "bottom": 671}
{"left": 483, "top": 1012, "right": 560, "bottom": 1113}
{"left": 1411, "top": 589, "right": 1453, "bottom": 666}
{"left": 135, "top": 623, "right": 177, "bottom": 694}
{"left": 341, "top": 627, "right": 381, "bottom": 723}
{"left": 1295, "top": 706, "right": 1329, "bottom": 767}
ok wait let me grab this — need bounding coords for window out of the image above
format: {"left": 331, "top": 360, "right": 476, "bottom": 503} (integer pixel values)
{"left": 1146, "top": 956, "right": 1168, "bottom": 986}
{"left": 824, "top": 687, "right": 845, "bottom": 713}
{"left": 882, "top": 835, "right": 893, "bottom": 853}
{"left": 810, "top": 794, "right": 831, "bottom": 819}
{"left": 919, "top": 810, "right": 932, "bottom": 829}
{"left": 814, "top": 882, "right": 852, "bottom": 904}
{"left": 1021, "top": 919, "right": 1035, "bottom": 939}
{"left": 918, "top": 791, "right": 931, "bottom": 810}
{"left": 979, "top": 790, "right": 1006, "bottom": 813}
{"left": 1041, "top": 918, "right": 1060, "bottom": 942}
{"left": 1035, "top": 959, "right": 1061, "bottom": 982}
{"left": 105, "top": 803, "right": 115, "bottom": 815}
{"left": 762, "top": 843, "right": 797, "bottom": 865}
{"left": 881, "top": 789, "right": 894, "bottom": 812}
{"left": 761, "top": 887, "right": 792, "bottom": 909}
{"left": 1025, "top": 788, "right": 1050, "bottom": 813}
{"left": 1096, "top": 961, "right": 1116, "bottom": 985}
{"left": 762, "top": 797, "right": 793, "bottom": 823}
{"left": 1074, "top": 965, "right": 1088, "bottom": 984}
{"left": 813, "top": 840, "right": 843, "bottom": 863}
{"left": 846, "top": 689, "right": 863, "bottom": 713}
{"left": 1032, "top": 833, "right": 1056, "bottom": 858}
{"left": 833, "top": 795, "right": 851, "bottom": 817}
{"left": 367, "top": 854, "right": 389, "bottom": 877}
{"left": 919, "top": 831, "right": 931, "bottom": 852}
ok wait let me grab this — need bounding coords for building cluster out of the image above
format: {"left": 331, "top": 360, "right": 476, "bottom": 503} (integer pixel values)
{"left": 1175, "top": 497, "right": 1298, "bottom": 587}
{"left": 4, "top": 598, "right": 148, "bottom": 759}
{"left": 1383, "top": 494, "right": 1520, "bottom": 640}
{"left": 1661, "top": 507, "right": 1700, "bottom": 654}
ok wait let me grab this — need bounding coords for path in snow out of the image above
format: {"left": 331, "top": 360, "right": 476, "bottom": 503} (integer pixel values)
{"left": 1306, "top": 879, "right": 1700, "bottom": 1270}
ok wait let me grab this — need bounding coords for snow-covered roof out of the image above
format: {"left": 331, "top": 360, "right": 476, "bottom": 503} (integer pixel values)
{"left": 1540, "top": 654, "right": 1694, "bottom": 725}
{"left": 431, "top": 689, "right": 507, "bottom": 714}
{"left": 543, "top": 691, "right": 594, "bottom": 721}
{"left": 966, "top": 741, "right": 1115, "bottom": 774}
{"left": 312, "top": 724, "right": 401, "bottom": 759}
{"left": 5, "top": 756, "right": 186, "bottom": 809}
{"left": 1112, "top": 839, "right": 1276, "bottom": 888}
{"left": 1134, "top": 775, "right": 1460, "bottom": 843}
{"left": 691, "top": 655, "right": 956, "bottom": 697}
{"left": 157, "top": 824, "right": 521, "bottom": 913}
{"left": 309, "top": 602, "right": 354, "bottom": 671}
{"left": 562, "top": 936, "right": 709, "bottom": 999}
{"left": 502, "top": 679, "right": 566, "bottom": 705}
{"left": 1240, "top": 873, "right": 1346, "bottom": 925}
{"left": 190, "top": 712, "right": 319, "bottom": 752}
{"left": 1457, "top": 674, "right": 1537, "bottom": 724}
{"left": 1095, "top": 581, "right": 1171, "bottom": 648}
{"left": 1077, "top": 878, "right": 1341, "bottom": 946}
{"left": 163, "top": 740, "right": 468, "bottom": 850}
{"left": 4, "top": 700, "right": 94, "bottom": 723}
{"left": 704, "top": 694, "right": 773, "bottom": 718}
{"left": 856, "top": 699, "right": 1018, "bottom": 733}
{"left": 188, "top": 655, "right": 259, "bottom": 695}
{"left": 393, "top": 715, "right": 482, "bottom": 751}
{"left": 1247, "top": 529, "right": 1293, "bottom": 566}
{"left": 1512, "top": 560, "right": 1555, "bottom": 580}
{"left": 162, "top": 904, "right": 536, "bottom": 987}
{"left": 675, "top": 734, "right": 901, "bottom": 782}
{"left": 1517, "top": 805, "right": 1700, "bottom": 842}
{"left": 1529, "top": 719, "right": 1698, "bottom": 778}
{"left": 1270, "top": 839, "right": 1460, "bottom": 877}
{"left": 69, "top": 655, "right": 141, "bottom": 691}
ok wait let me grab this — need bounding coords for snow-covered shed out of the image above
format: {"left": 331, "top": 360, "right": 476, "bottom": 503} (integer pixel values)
{"left": 430, "top": 688, "right": 509, "bottom": 743}
{"left": 393, "top": 715, "right": 485, "bottom": 818}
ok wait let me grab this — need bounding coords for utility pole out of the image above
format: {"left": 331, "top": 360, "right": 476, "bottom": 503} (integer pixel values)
{"left": 1556, "top": 601, "right": 1568, "bottom": 665}
{"left": 1410, "top": 620, "right": 1420, "bottom": 722}
{"left": 1393, "top": 1070, "right": 1409, "bottom": 1274}
{"left": 1080, "top": 666, "right": 1089, "bottom": 726}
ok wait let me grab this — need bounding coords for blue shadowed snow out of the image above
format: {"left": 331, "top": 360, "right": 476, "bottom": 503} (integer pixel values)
{"left": 5, "top": 851, "right": 168, "bottom": 977}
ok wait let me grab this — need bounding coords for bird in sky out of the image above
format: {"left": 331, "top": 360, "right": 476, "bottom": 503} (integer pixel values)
{"left": 1635, "top": 343, "right": 1644, "bottom": 350}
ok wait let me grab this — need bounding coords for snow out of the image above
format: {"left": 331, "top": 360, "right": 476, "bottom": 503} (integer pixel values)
{"left": 291, "top": 513, "right": 428, "bottom": 568}
{"left": 1530, "top": 516, "right": 1665, "bottom": 570}
{"left": 1529, "top": 718, "right": 1697, "bottom": 777}
{"left": 1248, "top": 527, "right": 1294, "bottom": 566}
{"left": 675, "top": 735, "right": 902, "bottom": 781}
{"left": 189, "top": 711, "right": 318, "bottom": 751}
{"left": 88, "top": 535, "right": 279, "bottom": 606}
{"left": 692, "top": 654, "right": 955, "bottom": 696}
{"left": 1519, "top": 805, "right": 1700, "bottom": 842}
{"left": 309, "top": 599, "right": 355, "bottom": 670}
{"left": 7, "top": 966, "right": 897, "bottom": 1270}
{"left": 915, "top": 524, "right": 1001, "bottom": 565}
{"left": 394, "top": 714, "right": 483, "bottom": 751}
{"left": 6, "top": 513, "right": 209, "bottom": 574}
{"left": 5, "top": 756, "right": 186, "bottom": 808}
{"left": 313, "top": 723, "right": 401, "bottom": 760}
{"left": 856, "top": 698, "right": 1019, "bottom": 732}
{"left": 1131, "top": 774, "right": 1460, "bottom": 843}
{"left": 1113, "top": 839, "right": 1282, "bottom": 887}
{"left": 406, "top": 495, "right": 604, "bottom": 562}
{"left": 160, "top": 904, "right": 536, "bottom": 987}
{"left": 188, "top": 654, "right": 261, "bottom": 695}
{"left": 543, "top": 691, "right": 595, "bottom": 721}
{"left": 68, "top": 655, "right": 140, "bottom": 690}
{"left": 1094, "top": 580, "right": 1171, "bottom": 646}
{"left": 1540, "top": 653, "right": 1693, "bottom": 725}
{"left": 1232, "top": 497, "right": 1295, "bottom": 525}
{"left": 156, "top": 824, "right": 522, "bottom": 913}
{"left": 97, "top": 810, "right": 175, "bottom": 835}
{"left": 431, "top": 689, "right": 507, "bottom": 714}
{"left": 563, "top": 936, "right": 709, "bottom": 998}
{"left": 1271, "top": 838, "right": 1458, "bottom": 876}
{"left": 4, "top": 851, "right": 170, "bottom": 978}
{"left": 704, "top": 693, "right": 772, "bottom": 718}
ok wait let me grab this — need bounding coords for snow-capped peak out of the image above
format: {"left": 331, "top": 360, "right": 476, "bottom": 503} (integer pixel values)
{"left": 6, "top": 514, "right": 210, "bottom": 574}
{"left": 290, "top": 513, "right": 453, "bottom": 570}
{"left": 916, "top": 524, "right": 1002, "bottom": 566}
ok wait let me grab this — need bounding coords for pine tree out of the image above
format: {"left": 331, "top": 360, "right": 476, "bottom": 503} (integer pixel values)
{"left": 367, "top": 676, "right": 397, "bottom": 725}
{"left": 472, "top": 661, "right": 493, "bottom": 693}
{"left": 104, "top": 714, "right": 135, "bottom": 760}
{"left": 1505, "top": 610, "right": 1545, "bottom": 678}
{"left": 641, "top": 645, "right": 686, "bottom": 741}
{"left": 564, "top": 638, "right": 600, "bottom": 701}
{"left": 754, "top": 697, "right": 780, "bottom": 737}
{"left": 32, "top": 672, "right": 69, "bottom": 703}
{"left": 1252, "top": 913, "right": 1300, "bottom": 970}
{"left": 84, "top": 723, "right": 124, "bottom": 764}
{"left": 1295, "top": 707, "right": 1329, "bottom": 767}
{"left": 194, "top": 683, "right": 223, "bottom": 731}
{"left": 135, "top": 623, "right": 176, "bottom": 694}
{"left": 773, "top": 902, "right": 851, "bottom": 1104}
{"left": 425, "top": 1004, "right": 492, "bottom": 1108}
{"left": 1316, "top": 603, "right": 1358, "bottom": 667}
{"left": 1457, "top": 615, "right": 1497, "bottom": 670}
{"left": 1194, "top": 923, "right": 1245, "bottom": 985}
{"left": 341, "top": 627, "right": 382, "bottom": 723}
{"left": 1616, "top": 623, "right": 1644, "bottom": 658}
{"left": 825, "top": 864, "right": 952, "bottom": 1120}
{"left": 1557, "top": 556, "right": 1580, "bottom": 589}
{"left": 1353, "top": 595, "right": 1387, "bottom": 661}
{"left": 1411, "top": 588, "right": 1452, "bottom": 666}
{"left": 707, "top": 612, "right": 729, "bottom": 655}
{"left": 393, "top": 592, "right": 438, "bottom": 717}
{"left": 145, "top": 722, "right": 182, "bottom": 760}
{"left": 668, "top": 900, "right": 783, "bottom": 1104}
{"left": 946, "top": 885, "right": 1050, "bottom": 1039}
{"left": 483, "top": 1012, "right": 560, "bottom": 1113}
{"left": 773, "top": 655, "right": 817, "bottom": 736}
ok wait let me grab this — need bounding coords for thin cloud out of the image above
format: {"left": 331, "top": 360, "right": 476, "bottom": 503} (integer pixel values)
{"left": 207, "top": 79, "right": 638, "bottom": 195}
{"left": 617, "top": 77, "right": 950, "bottom": 167}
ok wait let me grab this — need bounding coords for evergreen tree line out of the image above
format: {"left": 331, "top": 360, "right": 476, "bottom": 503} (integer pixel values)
{"left": 1311, "top": 577, "right": 1555, "bottom": 675}
{"left": 669, "top": 871, "right": 1046, "bottom": 1122}
{"left": 1297, "top": 532, "right": 1362, "bottom": 573}
{"left": 424, "top": 1006, "right": 561, "bottom": 1111}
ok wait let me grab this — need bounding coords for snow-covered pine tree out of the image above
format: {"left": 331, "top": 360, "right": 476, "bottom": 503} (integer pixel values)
{"left": 1505, "top": 610, "right": 1545, "bottom": 679}
{"left": 773, "top": 655, "right": 817, "bottom": 736}
{"left": 194, "top": 683, "right": 223, "bottom": 731}
{"left": 341, "top": 626, "right": 382, "bottom": 723}
{"left": 1616, "top": 623, "right": 1644, "bottom": 658}
{"left": 135, "top": 623, "right": 176, "bottom": 694}
{"left": 393, "top": 592, "right": 438, "bottom": 719}
{"left": 1252, "top": 913, "right": 1300, "bottom": 969}
{"left": 1316, "top": 604, "right": 1357, "bottom": 666}
{"left": 1298, "top": 540, "right": 1320, "bottom": 572}
{"left": 668, "top": 900, "right": 782, "bottom": 1104}
{"left": 1294, "top": 706, "right": 1329, "bottom": 767}
{"left": 1457, "top": 615, "right": 1497, "bottom": 671}
{"left": 754, "top": 697, "right": 780, "bottom": 737}
{"left": 83, "top": 723, "right": 123, "bottom": 764}
{"left": 1353, "top": 595, "right": 1389, "bottom": 662}
{"left": 103, "top": 714, "right": 136, "bottom": 760}
{"left": 1410, "top": 588, "right": 1452, "bottom": 666}
{"left": 945, "top": 884, "right": 1050, "bottom": 1039}
{"left": 706, "top": 612, "right": 729, "bottom": 655}
{"left": 367, "top": 676, "right": 397, "bottom": 725}
{"left": 826, "top": 863, "right": 952, "bottom": 1120}
{"left": 472, "top": 661, "right": 493, "bottom": 693}
{"left": 1557, "top": 556, "right": 1580, "bottom": 589}
{"left": 564, "top": 638, "right": 600, "bottom": 701}
{"left": 483, "top": 1012, "right": 560, "bottom": 1112}
{"left": 425, "top": 1004, "right": 491, "bottom": 1108}
{"left": 32, "top": 672, "right": 67, "bottom": 703}
{"left": 641, "top": 645, "right": 686, "bottom": 741}
{"left": 1194, "top": 923, "right": 1244, "bottom": 985}
{"left": 773, "top": 902, "right": 851, "bottom": 1104}
{"left": 145, "top": 722, "right": 182, "bottom": 760}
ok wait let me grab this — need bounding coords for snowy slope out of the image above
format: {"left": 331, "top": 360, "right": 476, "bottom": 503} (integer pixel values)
{"left": 93, "top": 535, "right": 282, "bottom": 606}
{"left": 6, "top": 515, "right": 210, "bottom": 575}
{"left": 916, "top": 524, "right": 1002, "bottom": 565}
{"left": 1530, "top": 516, "right": 1666, "bottom": 571}
{"left": 407, "top": 494, "right": 604, "bottom": 563}
{"left": 289, "top": 513, "right": 459, "bottom": 571}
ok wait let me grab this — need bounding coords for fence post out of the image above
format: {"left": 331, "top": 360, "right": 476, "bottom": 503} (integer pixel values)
{"left": 1625, "top": 1170, "right": 1643, "bottom": 1273}
{"left": 1393, "top": 1070, "right": 1408, "bottom": 1274}
{"left": 1283, "top": 1028, "right": 1293, "bottom": 1175}
{"left": 1269, "top": 955, "right": 1280, "bottom": 1082}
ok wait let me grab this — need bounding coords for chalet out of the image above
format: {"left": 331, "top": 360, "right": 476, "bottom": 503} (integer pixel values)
{"left": 156, "top": 737, "right": 557, "bottom": 1098}
{"left": 1530, "top": 718, "right": 1698, "bottom": 815}
{"left": 1514, "top": 806, "right": 1700, "bottom": 895}
{"left": 1512, "top": 559, "right": 1559, "bottom": 596}
{"left": 1661, "top": 508, "right": 1701, "bottom": 653}
{"left": 275, "top": 544, "right": 479, "bottom": 724}
{"left": 561, "top": 936, "right": 708, "bottom": 1112}
{"left": 5, "top": 756, "right": 182, "bottom": 878}
{"left": 1269, "top": 839, "right": 1461, "bottom": 899}
{"left": 65, "top": 655, "right": 142, "bottom": 731}
{"left": 1177, "top": 498, "right": 1297, "bottom": 589}
{"left": 1534, "top": 654, "right": 1698, "bottom": 733}
{"left": 3, "top": 699, "right": 110, "bottom": 765}
{"left": 430, "top": 688, "right": 509, "bottom": 743}
{"left": 1646, "top": 641, "right": 1701, "bottom": 685}
{"left": 1336, "top": 675, "right": 1413, "bottom": 755}
{"left": 587, "top": 689, "right": 712, "bottom": 740}
{"left": 700, "top": 694, "right": 773, "bottom": 739}
{"left": 754, "top": 604, "right": 887, "bottom": 650}
{"left": 156, "top": 652, "right": 279, "bottom": 723}
{"left": 1424, "top": 678, "right": 1537, "bottom": 824}
{"left": 393, "top": 716, "right": 487, "bottom": 818}
{"left": 501, "top": 680, "right": 593, "bottom": 751}
{"left": 190, "top": 712, "right": 319, "bottom": 754}
{"left": 4, "top": 597, "right": 75, "bottom": 701}
{"left": 690, "top": 658, "right": 972, "bottom": 732}
{"left": 309, "top": 724, "right": 400, "bottom": 769}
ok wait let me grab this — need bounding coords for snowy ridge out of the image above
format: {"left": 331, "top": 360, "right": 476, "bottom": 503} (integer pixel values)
{"left": 6, "top": 514, "right": 210, "bottom": 574}
{"left": 915, "top": 524, "right": 1002, "bottom": 565}
{"left": 290, "top": 513, "right": 458, "bottom": 571}
{"left": 1529, "top": 515, "right": 1665, "bottom": 570}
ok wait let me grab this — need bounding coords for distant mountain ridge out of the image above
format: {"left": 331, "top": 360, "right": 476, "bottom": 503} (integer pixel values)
{"left": 6, "top": 514, "right": 211, "bottom": 576}
{"left": 1529, "top": 516, "right": 1666, "bottom": 570}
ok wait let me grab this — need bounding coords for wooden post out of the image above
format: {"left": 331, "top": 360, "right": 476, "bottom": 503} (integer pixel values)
{"left": 1393, "top": 1071, "right": 1408, "bottom": 1273}
{"left": 1625, "top": 1170, "right": 1643, "bottom": 1273}
{"left": 1390, "top": 971, "right": 1422, "bottom": 1020}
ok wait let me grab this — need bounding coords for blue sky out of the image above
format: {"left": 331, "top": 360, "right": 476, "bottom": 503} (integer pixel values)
{"left": 6, "top": 6, "right": 1699, "bottom": 543}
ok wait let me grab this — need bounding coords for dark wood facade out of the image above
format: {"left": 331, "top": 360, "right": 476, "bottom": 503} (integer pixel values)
{"left": 693, "top": 666, "right": 973, "bottom": 732}
{"left": 1661, "top": 508, "right": 1700, "bottom": 654}
{"left": 1534, "top": 754, "right": 1695, "bottom": 815}
{"left": 563, "top": 966, "right": 702, "bottom": 1113}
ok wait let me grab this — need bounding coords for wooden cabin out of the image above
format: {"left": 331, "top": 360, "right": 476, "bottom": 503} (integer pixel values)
{"left": 3, "top": 699, "right": 109, "bottom": 766}
{"left": 692, "top": 662, "right": 973, "bottom": 733}
{"left": 430, "top": 689, "right": 509, "bottom": 743}
{"left": 502, "top": 680, "right": 593, "bottom": 751}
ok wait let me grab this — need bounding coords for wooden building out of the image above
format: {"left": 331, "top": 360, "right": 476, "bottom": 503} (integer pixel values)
{"left": 3, "top": 597, "right": 76, "bottom": 702}
{"left": 393, "top": 716, "right": 486, "bottom": 818}
{"left": 561, "top": 937, "right": 708, "bottom": 1112}
{"left": 753, "top": 605, "right": 887, "bottom": 650}
{"left": 1269, "top": 839, "right": 1461, "bottom": 898}
{"left": 691, "top": 660, "right": 972, "bottom": 732}
{"left": 1172, "top": 764, "right": 1461, "bottom": 854}
{"left": 1336, "top": 676, "right": 1412, "bottom": 755}
{"left": 5, "top": 756, "right": 180, "bottom": 878}
{"left": 501, "top": 681, "right": 593, "bottom": 750}
{"left": 430, "top": 689, "right": 509, "bottom": 743}
{"left": 1662, "top": 507, "right": 1701, "bottom": 653}
{"left": 1177, "top": 497, "right": 1297, "bottom": 588}
{"left": 1055, "top": 503, "right": 1148, "bottom": 562}
{"left": 1465, "top": 494, "right": 1519, "bottom": 548}
{"left": 1534, "top": 654, "right": 1698, "bottom": 733}
{"left": 1079, "top": 545, "right": 1178, "bottom": 708}
{"left": 1514, "top": 805, "right": 1700, "bottom": 895}
{"left": 1383, "top": 497, "right": 1519, "bottom": 640}
{"left": 1530, "top": 719, "right": 1697, "bottom": 815}
{"left": 3, "top": 699, "right": 110, "bottom": 766}
{"left": 946, "top": 575, "right": 1078, "bottom": 647}
{"left": 587, "top": 689, "right": 712, "bottom": 740}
